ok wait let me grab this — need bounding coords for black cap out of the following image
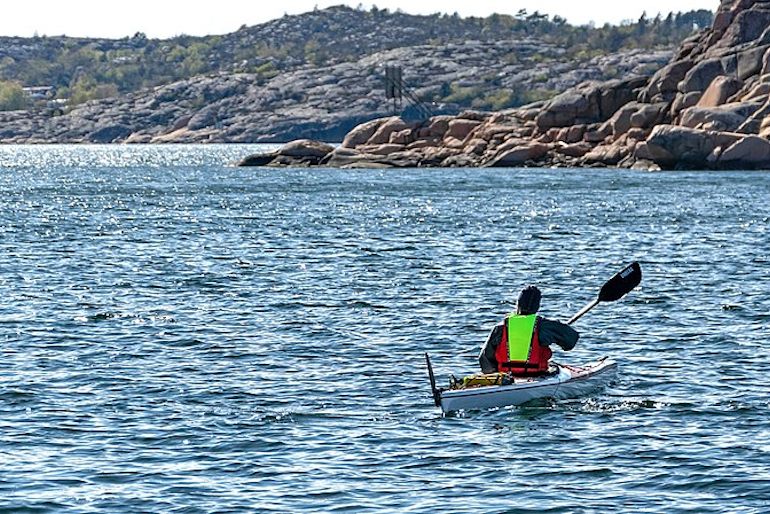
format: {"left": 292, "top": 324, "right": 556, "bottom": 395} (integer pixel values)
{"left": 516, "top": 285, "right": 542, "bottom": 315}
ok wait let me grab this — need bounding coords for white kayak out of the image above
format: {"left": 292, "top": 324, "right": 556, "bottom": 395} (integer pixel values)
{"left": 426, "top": 354, "right": 617, "bottom": 414}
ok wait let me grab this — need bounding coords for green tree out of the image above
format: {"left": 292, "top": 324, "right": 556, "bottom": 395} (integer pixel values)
{"left": 68, "top": 76, "right": 119, "bottom": 105}
{"left": 0, "top": 81, "right": 28, "bottom": 111}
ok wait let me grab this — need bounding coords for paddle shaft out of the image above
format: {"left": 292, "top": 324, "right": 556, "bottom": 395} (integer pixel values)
{"left": 567, "top": 299, "right": 599, "bottom": 325}
{"left": 566, "top": 262, "right": 642, "bottom": 325}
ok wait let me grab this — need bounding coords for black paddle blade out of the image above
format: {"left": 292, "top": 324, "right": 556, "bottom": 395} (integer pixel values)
{"left": 598, "top": 262, "right": 642, "bottom": 302}
{"left": 425, "top": 353, "right": 442, "bottom": 408}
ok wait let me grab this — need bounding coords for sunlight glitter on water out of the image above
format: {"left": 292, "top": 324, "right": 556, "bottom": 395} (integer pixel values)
{"left": 1, "top": 147, "right": 770, "bottom": 513}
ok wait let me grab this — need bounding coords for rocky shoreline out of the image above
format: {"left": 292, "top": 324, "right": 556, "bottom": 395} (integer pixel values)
{"left": 240, "top": 0, "right": 770, "bottom": 171}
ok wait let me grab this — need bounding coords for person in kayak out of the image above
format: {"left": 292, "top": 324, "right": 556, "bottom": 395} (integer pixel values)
{"left": 479, "top": 285, "right": 579, "bottom": 376}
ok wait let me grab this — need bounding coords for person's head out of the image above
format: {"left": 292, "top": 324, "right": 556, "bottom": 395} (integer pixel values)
{"left": 516, "top": 285, "right": 542, "bottom": 315}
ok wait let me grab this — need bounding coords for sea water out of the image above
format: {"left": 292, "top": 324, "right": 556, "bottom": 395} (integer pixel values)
{"left": 1, "top": 145, "right": 769, "bottom": 513}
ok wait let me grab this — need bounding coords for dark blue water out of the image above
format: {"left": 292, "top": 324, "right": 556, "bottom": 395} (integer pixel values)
{"left": 1, "top": 145, "right": 769, "bottom": 513}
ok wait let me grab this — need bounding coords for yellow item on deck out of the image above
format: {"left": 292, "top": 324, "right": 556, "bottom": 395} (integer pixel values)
{"left": 451, "top": 372, "right": 513, "bottom": 390}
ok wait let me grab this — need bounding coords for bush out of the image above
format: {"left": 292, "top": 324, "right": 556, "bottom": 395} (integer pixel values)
{"left": 443, "top": 84, "right": 484, "bottom": 105}
{"left": 69, "top": 77, "right": 119, "bottom": 105}
{"left": 476, "top": 90, "right": 517, "bottom": 110}
{"left": 0, "top": 81, "right": 28, "bottom": 111}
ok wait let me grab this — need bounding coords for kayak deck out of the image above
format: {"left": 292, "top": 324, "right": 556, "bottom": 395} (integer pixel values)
{"left": 427, "top": 354, "right": 617, "bottom": 414}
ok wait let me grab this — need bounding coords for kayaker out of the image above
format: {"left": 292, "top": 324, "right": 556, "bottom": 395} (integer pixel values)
{"left": 479, "top": 285, "right": 579, "bottom": 376}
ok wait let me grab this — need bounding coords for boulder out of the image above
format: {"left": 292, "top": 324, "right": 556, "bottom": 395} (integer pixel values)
{"left": 710, "top": 7, "right": 735, "bottom": 37}
{"left": 379, "top": 150, "right": 423, "bottom": 168}
{"left": 342, "top": 118, "right": 390, "bottom": 149}
{"left": 517, "top": 107, "right": 542, "bottom": 122}
{"left": 741, "top": 81, "right": 770, "bottom": 102}
{"left": 626, "top": 128, "right": 652, "bottom": 142}
{"left": 367, "top": 117, "right": 410, "bottom": 145}
{"left": 583, "top": 141, "right": 630, "bottom": 165}
{"left": 457, "top": 110, "right": 491, "bottom": 122}
{"left": 389, "top": 129, "right": 415, "bottom": 145}
{"left": 237, "top": 153, "right": 278, "bottom": 167}
{"left": 536, "top": 83, "right": 600, "bottom": 130}
{"left": 124, "top": 132, "right": 153, "bottom": 144}
{"left": 712, "top": 7, "right": 770, "bottom": 49}
{"left": 169, "top": 115, "right": 193, "bottom": 132}
{"left": 442, "top": 154, "right": 482, "bottom": 167}
{"left": 421, "top": 147, "right": 461, "bottom": 166}
{"left": 463, "top": 138, "right": 488, "bottom": 155}
{"left": 423, "top": 116, "right": 454, "bottom": 138}
{"left": 607, "top": 102, "right": 640, "bottom": 137}
{"left": 736, "top": 44, "right": 770, "bottom": 80}
{"left": 445, "top": 119, "right": 482, "bottom": 141}
{"left": 475, "top": 123, "right": 520, "bottom": 141}
{"left": 536, "top": 77, "right": 645, "bottom": 130}
{"left": 671, "top": 91, "right": 703, "bottom": 118}
{"left": 341, "top": 161, "right": 395, "bottom": 169}
{"left": 630, "top": 157, "right": 663, "bottom": 171}
{"left": 238, "top": 140, "right": 336, "bottom": 167}
{"left": 718, "top": 135, "right": 770, "bottom": 167}
{"left": 697, "top": 76, "right": 743, "bottom": 107}
{"left": 555, "top": 125, "right": 586, "bottom": 144}
{"left": 486, "top": 143, "right": 550, "bottom": 167}
{"left": 278, "top": 139, "right": 335, "bottom": 159}
{"left": 492, "top": 137, "right": 527, "bottom": 155}
{"left": 554, "top": 142, "right": 593, "bottom": 158}
{"left": 630, "top": 103, "right": 667, "bottom": 129}
{"left": 639, "top": 59, "right": 694, "bottom": 102}
{"left": 443, "top": 137, "right": 466, "bottom": 149}
{"left": 599, "top": 77, "right": 648, "bottom": 118}
{"left": 680, "top": 102, "right": 762, "bottom": 132}
{"left": 488, "top": 112, "right": 513, "bottom": 124}
{"left": 87, "top": 124, "right": 132, "bottom": 143}
{"left": 639, "top": 125, "right": 743, "bottom": 168}
{"left": 736, "top": 98, "right": 770, "bottom": 133}
{"left": 188, "top": 106, "right": 219, "bottom": 130}
{"left": 538, "top": 128, "right": 559, "bottom": 144}
{"left": 679, "top": 58, "right": 726, "bottom": 94}
{"left": 584, "top": 123, "right": 613, "bottom": 143}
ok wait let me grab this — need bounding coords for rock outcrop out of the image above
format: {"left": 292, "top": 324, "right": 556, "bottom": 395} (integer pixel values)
{"left": 0, "top": 41, "right": 671, "bottom": 144}
{"left": 241, "top": 0, "right": 770, "bottom": 170}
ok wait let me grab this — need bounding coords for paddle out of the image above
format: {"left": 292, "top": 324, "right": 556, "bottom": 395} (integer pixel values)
{"left": 567, "top": 262, "right": 642, "bottom": 325}
{"left": 425, "top": 353, "right": 442, "bottom": 407}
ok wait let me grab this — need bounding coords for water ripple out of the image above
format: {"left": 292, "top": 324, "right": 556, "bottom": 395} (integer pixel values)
{"left": 1, "top": 147, "right": 769, "bottom": 512}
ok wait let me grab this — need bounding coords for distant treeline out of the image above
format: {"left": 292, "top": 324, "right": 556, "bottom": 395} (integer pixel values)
{"left": 0, "top": 6, "right": 713, "bottom": 111}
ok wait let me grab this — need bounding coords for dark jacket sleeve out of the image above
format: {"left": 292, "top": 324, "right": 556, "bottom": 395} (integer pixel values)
{"left": 478, "top": 323, "right": 504, "bottom": 374}
{"left": 537, "top": 317, "right": 579, "bottom": 351}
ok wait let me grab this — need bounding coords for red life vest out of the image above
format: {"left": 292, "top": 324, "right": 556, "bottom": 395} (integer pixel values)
{"left": 494, "top": 315, "right": 552, "bottom": 376}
